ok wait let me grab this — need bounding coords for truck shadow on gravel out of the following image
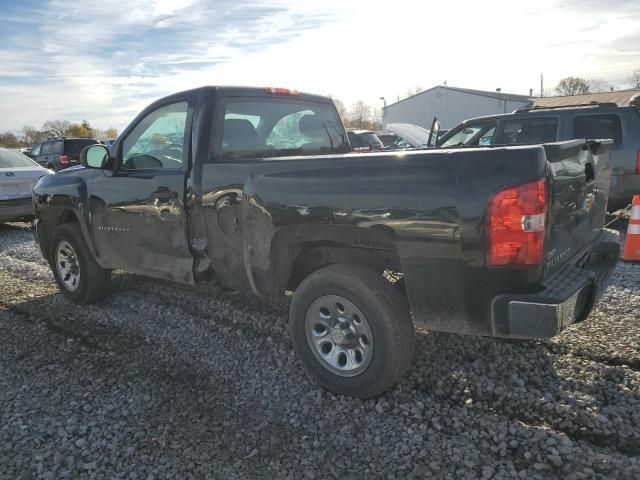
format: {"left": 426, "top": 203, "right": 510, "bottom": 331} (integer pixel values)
{"left": 409, "top": 330, "right": 640, "bottom": 456}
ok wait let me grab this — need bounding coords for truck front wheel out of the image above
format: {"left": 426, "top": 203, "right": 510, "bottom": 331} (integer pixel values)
{"left": 49, "top": 223, "right": 111, "bottom": 304}
{"left": 289, "top": 264, "right": 415, "bottom": 398}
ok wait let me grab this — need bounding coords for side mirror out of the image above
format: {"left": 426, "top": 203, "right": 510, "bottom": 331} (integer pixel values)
{"left": 81, "top": 144, "right": 109, "bottom": 169}
{"left": 427, "top": 117, "right": 440, "bottom": 148}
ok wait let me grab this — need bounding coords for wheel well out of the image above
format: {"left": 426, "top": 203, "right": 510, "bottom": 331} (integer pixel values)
{"left": 285, "top": 243, "right": 403, "bottom": 292}
{"left": 39, "top": 208, "right": 80, "bottom": 260}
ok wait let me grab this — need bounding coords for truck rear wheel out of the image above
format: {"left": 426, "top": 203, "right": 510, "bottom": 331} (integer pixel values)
{"left": 289, "top": 264, "right": 415, "bottom": 398}
{"left": 49, "top": 223, "right": 111, "bottom": 304}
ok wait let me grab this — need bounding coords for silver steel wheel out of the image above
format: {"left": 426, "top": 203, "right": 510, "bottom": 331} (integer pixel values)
{"left": 305, "top": 295, "right": 373, "bottom": 377}
{"left": 56, "top": 240, "right": 80, "bottom": 292}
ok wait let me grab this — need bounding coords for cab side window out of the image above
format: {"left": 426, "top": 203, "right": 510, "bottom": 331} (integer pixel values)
{"left": 573, "top": 114, "right": 622, "bottom": 144}
{"left": 52, "top": 141, "right": 63, "bottom": 154}
{"left": 31, "top": 144, "right": 42, "bottom": 156}
{"left": 41, "top": 142, "right": 52, "bottom": 155}
{"left": 496, "top": 117, "right": 558, "bottom": 145}
{"left": 121, "top": 101, "right": 188, "bottom": 171}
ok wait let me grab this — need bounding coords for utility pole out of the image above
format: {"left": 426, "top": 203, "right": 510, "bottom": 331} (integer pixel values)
{"left": 540, "top": 73, "right": 544, "bottom": 97}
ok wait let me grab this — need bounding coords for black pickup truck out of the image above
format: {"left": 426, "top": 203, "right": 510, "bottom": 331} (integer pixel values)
{"left": 33, "top": 86, "right": 620, "bottom": 398}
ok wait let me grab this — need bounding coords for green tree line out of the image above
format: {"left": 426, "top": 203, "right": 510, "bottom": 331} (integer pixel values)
{"left": 0, "top": 120, "right": 118, "bottom": 148}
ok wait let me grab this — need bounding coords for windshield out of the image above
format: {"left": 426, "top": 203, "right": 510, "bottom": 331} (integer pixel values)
{"left": 440, "top": 123, "right": 496, "bottom": 147}
{"left": 0, "top": 149, "right": 39, "bottom": 168}
{"left": 219, "top": 98, "right": 348, "bottom": 160}
{"left": 385, "top": 123, "right": 430, "bottom": 147}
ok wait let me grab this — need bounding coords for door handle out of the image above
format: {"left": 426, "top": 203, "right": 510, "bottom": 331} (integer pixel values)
{"left": 152, "top": 187, "right": 175, "bottom": 203}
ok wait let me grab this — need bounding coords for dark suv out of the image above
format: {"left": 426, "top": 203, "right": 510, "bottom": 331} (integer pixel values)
{"left": 30, "top": 137, "right": 99, "bottom": 171}
{"left": 347, "top": 129, "right": 385, "bottom": 152}
{"left": 438, "top": 103, "right": 640, "bottom": 211}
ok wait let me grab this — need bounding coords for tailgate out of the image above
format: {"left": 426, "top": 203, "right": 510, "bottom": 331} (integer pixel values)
{"left": 543, "top": 139, "right": 612, "bottom": 276}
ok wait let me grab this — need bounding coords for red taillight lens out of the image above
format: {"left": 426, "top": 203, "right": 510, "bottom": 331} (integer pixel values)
{"left": 59, "top": 155, "right": 69, "bottom": 165}
{"left": 487, "top": 179, "right": 547, "bottom": 267}
{"left": 263, "top": 87, "right": 299, "bottom": 96}
{"left": 636, "top": 150, "right": 640, "bottom": 175}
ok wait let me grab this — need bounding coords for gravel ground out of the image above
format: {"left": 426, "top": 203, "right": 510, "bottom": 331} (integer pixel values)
{"left": 0, "top": 222, "right": 639, "bottom": 479}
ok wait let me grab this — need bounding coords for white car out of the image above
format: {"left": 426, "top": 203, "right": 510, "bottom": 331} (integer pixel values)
{"left": 0, "top": 147, "right": 53, "bottom": 223}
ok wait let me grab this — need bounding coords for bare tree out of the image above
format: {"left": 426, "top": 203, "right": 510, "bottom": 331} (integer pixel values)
{"left": 42, "top": 120, "right": 70, "bottom": 138}
{"left": 555, "top": 77, "right": 590, "bottom": 96}
{"left": 629, "top": 70, "right": 640, "bottom": 89}
{"left": 21, "top": 125, "right": 48, "bottom": 145}
{"left": 0, "top": 131, "right": 23, "bottom": 148}
{"left": 371, "top": 108, "right": 382, "bottom": 129}
{"left": 349, "top": 100, "right": 371, "bottom": 129}
{"left": 330, "top": 97, "right": 347, "bottom": 121}
{"left": 588, "top": 78, "right": 614, "bottom": 93}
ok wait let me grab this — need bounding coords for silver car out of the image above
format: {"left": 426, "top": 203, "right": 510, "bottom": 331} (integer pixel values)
{"left": 0, "top": 147, "right": 52, "bottom": 223}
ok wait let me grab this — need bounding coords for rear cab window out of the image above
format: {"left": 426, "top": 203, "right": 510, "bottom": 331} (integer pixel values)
{"left": 573, "top": 114, "right": 622, "bottom": 144}
{"left": 216, "top": 97, "right": 349, "bottom": 161}
{"left": 495, "top": 117, "right": 558, "bottom": 144}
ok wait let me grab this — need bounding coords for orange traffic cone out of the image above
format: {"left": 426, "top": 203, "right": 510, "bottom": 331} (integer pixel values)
{"left": 622, "top": 195, "right": 640, "bottom": 262}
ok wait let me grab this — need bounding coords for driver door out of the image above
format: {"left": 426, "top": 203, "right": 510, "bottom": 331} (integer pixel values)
{"left": 89, "top": 100, "right": 195, "bottom": 283}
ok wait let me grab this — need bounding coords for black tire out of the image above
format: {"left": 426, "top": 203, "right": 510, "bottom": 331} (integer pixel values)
{"left": 49, "top": 223, "right": 111, "bottom": 303}
{"left": 289, "top": 264, "right": 415, "bottom": 398}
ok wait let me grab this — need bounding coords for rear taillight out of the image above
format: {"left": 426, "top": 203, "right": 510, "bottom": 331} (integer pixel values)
{"left": 59, "top": 155, "right": 69, "bottom": 165}
{"left": 636, "top": 150, "right": 640, "bottom": 175}
{"left": 486, "top": 179, "right": 547, "bottom": 267}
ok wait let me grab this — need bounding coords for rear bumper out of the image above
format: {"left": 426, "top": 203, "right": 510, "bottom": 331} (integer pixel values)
{"left": 0, "top": 197, "right": 35, "bottom": 222}
{"left": 491, "top": 229, "right": 620, "bottom": 338}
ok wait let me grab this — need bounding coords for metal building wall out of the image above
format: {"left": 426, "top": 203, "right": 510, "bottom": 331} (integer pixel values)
{"left": 382, "top": 87, "right": 532, "bottom": 129}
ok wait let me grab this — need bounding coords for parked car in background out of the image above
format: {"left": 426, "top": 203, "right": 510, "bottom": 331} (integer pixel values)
{"left": 437, "top": 103, "right": 640, "bottom": 210}
{"left": 33, "top": 86, "right": 619, "bottom": 398}
{"left": 375, "top": 132, "right": 400, "bottom": 148}
{"left": 0, "top": 147, "right": 52, "bottom": 223}
{"left": 384, "top": 123, "right": 431, "bottom": 149}
{"left": 30, "top": 137, "right": 99, "bottom": 171}
{"left": 347, "top": 129, "right": 384, "bottom": 152}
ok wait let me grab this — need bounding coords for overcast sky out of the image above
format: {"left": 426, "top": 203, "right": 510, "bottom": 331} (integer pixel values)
{"left": 1, "top": 0, "right": 639, "bottom": 131}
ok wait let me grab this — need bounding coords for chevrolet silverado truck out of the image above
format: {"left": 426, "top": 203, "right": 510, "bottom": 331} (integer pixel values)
{"left": 33, "top": 86, "right": 620, "bottom": 398}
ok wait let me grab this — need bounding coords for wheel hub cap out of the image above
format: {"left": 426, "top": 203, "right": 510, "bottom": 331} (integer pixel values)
{"left": 56, "top": 240, "right": 81, "bottom": 292}
{"left": 305, "top": 295, "right": 373, "bottom": 377}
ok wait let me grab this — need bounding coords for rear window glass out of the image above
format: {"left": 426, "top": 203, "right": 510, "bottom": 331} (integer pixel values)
{"left": 496, "top": 117, "right": 558, "bottom": 144}
{"left": 573, "top": 114, "right": 622, "bottom": 144}
{"left": 0, "top": 149, "right": 38, "bottom": 168}
{"left": 217, "top": 98, "right": 348, "bottom": 161}
{"left": 65, "top": 139, "right": 98, "bottom": 154}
